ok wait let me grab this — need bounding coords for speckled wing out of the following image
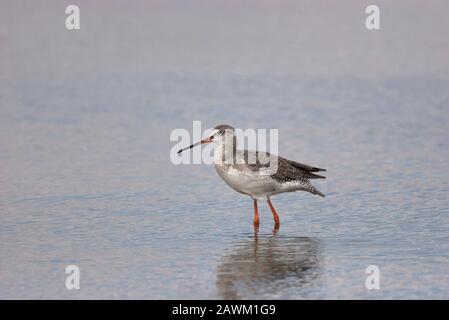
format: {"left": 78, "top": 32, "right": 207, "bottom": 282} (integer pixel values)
{"left": 238, "top": 150, "right": 326, "bottom": 197}
{"left": 241, "top": 151, "right": 326, "bottom": 180}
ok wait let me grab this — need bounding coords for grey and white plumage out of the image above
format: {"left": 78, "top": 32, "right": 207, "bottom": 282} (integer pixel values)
{"left": 215, "top": 150, "right": 326, "bottom": 200}
{"left": 211, "top": 124, "right": 326, "bottom": 200}
{"left": 178, "top": 124, "right": 326, "bottom": 229}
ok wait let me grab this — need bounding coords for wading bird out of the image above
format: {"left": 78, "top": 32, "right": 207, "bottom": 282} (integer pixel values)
{"left": 178, "top": 125, "right": 326, "bottom": 230}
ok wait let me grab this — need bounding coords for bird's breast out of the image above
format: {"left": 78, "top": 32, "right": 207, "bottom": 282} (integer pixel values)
{"left": 214, "top": 164, "right": 278, "bottom": 197}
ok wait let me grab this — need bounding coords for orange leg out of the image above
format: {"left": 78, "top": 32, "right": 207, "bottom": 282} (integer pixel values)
{"left": 253, "top": 199, "right": 260, "bottom": 229}
{"left": 267, "top": 198, "right": 280, "bottom": 230}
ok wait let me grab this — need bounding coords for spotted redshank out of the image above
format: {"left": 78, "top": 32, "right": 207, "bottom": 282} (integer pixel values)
{"left": 178, "top": 124, "right": 326, "bottom": 230}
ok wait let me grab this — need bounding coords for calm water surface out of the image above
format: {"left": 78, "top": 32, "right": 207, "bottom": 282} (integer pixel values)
{"left": 1, "top": 74, "right": 448, "bottom": 299}
{"left": 1, "top": 1, "right": 449, "bottom": 299}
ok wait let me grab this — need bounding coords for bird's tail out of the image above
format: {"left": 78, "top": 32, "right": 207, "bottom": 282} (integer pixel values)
{"left": 312, "top": 188, "right": 326, "bottom": 198}
{"left": 302, "top": 181, "right": 326, "bottom": 198}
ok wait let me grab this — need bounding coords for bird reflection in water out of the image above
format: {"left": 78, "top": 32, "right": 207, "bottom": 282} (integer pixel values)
{"left": 216, "top": 232, "right": 321, "bottom": 299}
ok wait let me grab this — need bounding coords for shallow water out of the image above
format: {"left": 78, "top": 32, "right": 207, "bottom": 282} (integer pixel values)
{"left": 1, "top": 1, "right": 449, "bottom": 299}
{"left": 1, "top": 74, "right": 448, "bottom": 299}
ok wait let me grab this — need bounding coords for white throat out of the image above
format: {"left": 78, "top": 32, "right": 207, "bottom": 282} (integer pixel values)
{"left": 214, "top": 134, "right": 236, "bottom": 165}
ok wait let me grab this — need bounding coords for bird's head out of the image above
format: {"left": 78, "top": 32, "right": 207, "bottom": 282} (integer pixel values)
{"left": 177, "top": 124, "right": 235, "bottom": 154}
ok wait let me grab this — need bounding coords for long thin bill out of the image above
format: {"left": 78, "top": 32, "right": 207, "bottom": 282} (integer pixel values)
{"left": 177, "top": 140, "right": 203, "bottom": 154}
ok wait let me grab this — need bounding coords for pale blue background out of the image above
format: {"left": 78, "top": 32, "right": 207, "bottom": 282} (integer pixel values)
{"left": 1, "top": 0, "right": 448, "bottom": 299}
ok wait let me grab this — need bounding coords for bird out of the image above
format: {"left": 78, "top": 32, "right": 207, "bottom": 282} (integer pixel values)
{"left": 177, "top": 124, "right": 326, "bottom": 230}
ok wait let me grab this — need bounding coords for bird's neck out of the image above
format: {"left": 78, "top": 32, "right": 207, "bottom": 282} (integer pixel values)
{"left": 214, "top": 136, "right": 237, "bottom": 165}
